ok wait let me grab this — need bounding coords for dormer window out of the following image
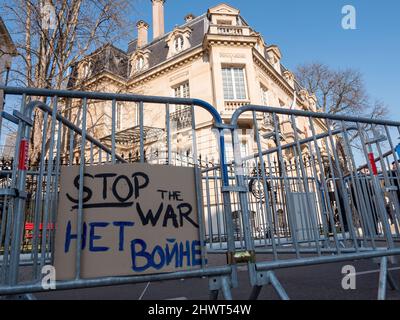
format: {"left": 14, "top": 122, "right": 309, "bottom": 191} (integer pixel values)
{"left": 174, "top": 36, "right": 184, "bottom": 52}
{"left": 266, "top": 46, "right": 282, "bottom": 74}
{"left": 81, "top": 62, "right": 91, "bottom": 79}
{"left": 208, "top": 3, "right": 240, "bottom": 25}
{"left": 129, "top": 49, "right": 150, "bottom": 76}
{"left": 253, "top": 33, "right": 266, "bottom": 56}
{"left": 166, "top": 27, "right": 191, "bottom": 58}
{"left": 83, "top": 64, "right": 89, "bottom": 77}
{"left": 136, "top": 56, "right": 145, "bottom": 71}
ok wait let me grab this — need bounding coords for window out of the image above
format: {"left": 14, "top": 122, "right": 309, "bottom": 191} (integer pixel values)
{"left": 172, "top": 82, "right": 191, "bottom": 130}
{"left": 174, "top": 36, "right": 184, "bottom": 52}
{"left": 174, "top": 81, "right": 190, "bottom": 98}
{"left": 240, "top": 140, "right": 248, "bottom": 157}
{"left": 260, "top": 86, "right": 272, "bottom": 126}
{"left": 166, "top": 29, "right": 191, "bottom": 58}
{"left": 260, "top": 85, "right": 269, "bottom": 106}
{"left": 136, "top": 56, "right": 145, "bottom": 71}
{"left": 217, "top": 19, "right": 232, "bottom": 25}
{"left": 225, "top": 138, "right": 234, "bottom": 163}
{"left": 116, "top": 102, "right": 123, "bottom": 130}
{"left": 82, "top": 62, "right": 90, "bottom": 78}
{"left": 222, "top": 67, "right": 247, "bottom": 100}
{"left": 224, "top": 133, "right": 248, "bottom": 161}
{"left": 134, "top": 103, "right": 140, "bottom": 127}
{"left": 173, "top": 81, "right": 190, "bottom": 111}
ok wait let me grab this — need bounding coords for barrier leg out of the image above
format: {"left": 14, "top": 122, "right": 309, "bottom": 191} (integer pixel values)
{"left": 221, "top": 277, "right": 233, "bottom": 300}
{"left": 251, "top": 270, "right": 290, "bottom": 300}
{"left": 378, "top": 256, "right": 388, "bottom": 300}
{"left": 268, "top": 271, "right": 290, "bottom": 300}
{"left": 21, "top": 293, "right": 36, "bottom": 300}
{"left": 209, "top": 276, "right": 232, "bottom": 300}
{"left": 249, "top": 285, "right": 262, "bottom": 300}
{"left": 209, "top": 290, "right": 219, "bottom": 300}
{"left": 387, "top": 272, "right": 399, "bottom": 292}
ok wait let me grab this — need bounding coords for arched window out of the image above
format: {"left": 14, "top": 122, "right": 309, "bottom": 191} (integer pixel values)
{"left": 166, "top": 28, "right": 191, "bottom": 58}
{"left": 174, "top": 35, "right": 184, "bottom": 52}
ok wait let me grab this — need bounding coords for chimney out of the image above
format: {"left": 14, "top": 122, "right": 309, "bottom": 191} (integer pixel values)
{"left": 136, "top": 20, "right": 149, "bottom": 48}
{"left": 151, "top": 0, "right": 165, "bottom": 39}
{"left": 184, "top": 13, "right": 195, "bottom": 23}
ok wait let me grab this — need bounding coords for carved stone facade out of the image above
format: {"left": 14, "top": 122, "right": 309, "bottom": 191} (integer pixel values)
{"left": 0, "top": 17, "right": 16, "bottom": 85}
{"left": 67, "top": 3, "right": 327, "bottom": 163}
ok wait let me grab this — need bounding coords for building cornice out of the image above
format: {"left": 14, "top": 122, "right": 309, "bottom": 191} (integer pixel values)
{"left": 203, "top": 33, "right": 259, "bottom": 48}
{"left": 254, "top": 51, "right": 326, "bottom": 131}
{"left": 74, "top": 71, "right": 127, "bottom": 91}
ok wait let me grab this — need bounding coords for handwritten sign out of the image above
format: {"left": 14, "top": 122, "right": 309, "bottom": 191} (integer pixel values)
{"left": 54, "top": 163, "right": 202, "bottom": 280}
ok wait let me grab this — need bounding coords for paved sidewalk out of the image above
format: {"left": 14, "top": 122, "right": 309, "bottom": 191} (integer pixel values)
{"left": 32, "top": 255, "right": 400, "bottom": 300}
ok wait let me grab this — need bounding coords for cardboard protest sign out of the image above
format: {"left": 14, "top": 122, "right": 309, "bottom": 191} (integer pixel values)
{"left": 54, "top": 163, "right": 202, "bottom": 280}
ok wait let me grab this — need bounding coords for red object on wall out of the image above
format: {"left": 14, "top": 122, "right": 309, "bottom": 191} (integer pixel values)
{"left": 18, "top": 139, "right": 29, "bottom": 170}
{"left": 368, "top": 152, "right": 378, "bottom": 176}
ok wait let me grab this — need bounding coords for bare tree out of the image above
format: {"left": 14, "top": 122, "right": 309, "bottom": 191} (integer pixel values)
{"left": 297, "top": 62, "right": 377, "bottom": 115}
{"left": 295, "top": 62, "right": 389, "bottom": 169}
{"left": 1, "top": 0, "right": 135, "bottom": 88}
{"left": 0, "top": 0, "right": 137, "bottom": 158}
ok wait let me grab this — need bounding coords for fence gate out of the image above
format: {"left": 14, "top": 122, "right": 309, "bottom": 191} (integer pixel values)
{"left": 228, "top": 104, "right": 400, "bottom": 300}
{"left": 0, "top": 87, "right": 238, "bottom": 300}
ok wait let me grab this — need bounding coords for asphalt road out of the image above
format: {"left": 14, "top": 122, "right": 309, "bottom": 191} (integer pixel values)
{"left": 31, "top": 255, "right": 400, "bottom": 300}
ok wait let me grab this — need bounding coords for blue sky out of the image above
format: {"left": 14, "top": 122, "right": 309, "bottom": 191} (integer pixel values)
{"left": 130, "top": 0, "right": 400, "bottom": 120}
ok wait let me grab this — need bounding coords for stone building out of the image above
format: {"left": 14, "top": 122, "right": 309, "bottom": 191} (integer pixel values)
{"left": 67, "top": 2, "right": 327, "bottom": 165}
{"left": 0, "top": 17, "right": 16, "bottom": 85}
{"left": 0, "top": 16, "right": 17, "bottom": 156}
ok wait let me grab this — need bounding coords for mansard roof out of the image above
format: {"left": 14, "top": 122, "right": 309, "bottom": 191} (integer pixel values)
{"left": 127, "top": 13, "right": 207, "bottom": 70}
{"left": 68, "top": 44, "right": 129, "bottom": 87}
{"left": 0, "top": 17, "right": 17, "bottom": 55}
{"left": 69, "top": 3, "right": 302, "bottom": 95}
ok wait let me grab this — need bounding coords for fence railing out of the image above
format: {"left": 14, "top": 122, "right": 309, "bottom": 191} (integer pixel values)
{"left": 1, "top": 86, "right": 400, "bottom": 300}
{"left": 228, "top": 104, "right": 400, "bottom": 300}
{"left": 0, "top": 86, "right": 237, "bottom": 300}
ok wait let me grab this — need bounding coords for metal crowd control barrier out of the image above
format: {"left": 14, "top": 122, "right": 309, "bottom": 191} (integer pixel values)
{"left": 228, "top": 105, "right": 400, "bottom": 300}
{"left": 0, "top": 86, "right": 238, "bottom": 300}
